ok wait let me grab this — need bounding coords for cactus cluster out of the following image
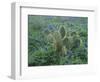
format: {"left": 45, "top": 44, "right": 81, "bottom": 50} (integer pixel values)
{"left": 45, "top": 24, "right": 83, "bottom": 64}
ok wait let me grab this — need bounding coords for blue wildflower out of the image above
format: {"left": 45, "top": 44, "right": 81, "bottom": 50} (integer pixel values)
{"left": 67, "top": 50, "right": 73, "bottom": 58}
{"left": 48, "top": 24, "right": 53, "bottom": 30}
{"left": 85, "top": 43, "right": 87, "bottom": 48}
{"left": 32, "top": 48, "right": 36, "bottom": 52}
{"left": 47, "top": 24, "right": 57, "bottom": 31}
{"left": 46, "top": 16, "right": 53, "bottom": 19}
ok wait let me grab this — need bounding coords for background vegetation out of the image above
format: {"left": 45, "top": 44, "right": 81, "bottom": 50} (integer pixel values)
{"left": 28, "top": 15, "right": 88, "bottom": 66}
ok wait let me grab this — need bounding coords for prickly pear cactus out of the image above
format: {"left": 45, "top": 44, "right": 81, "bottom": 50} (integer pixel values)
{"left": 46, "top": 24, "right": 82, "bottom": 64}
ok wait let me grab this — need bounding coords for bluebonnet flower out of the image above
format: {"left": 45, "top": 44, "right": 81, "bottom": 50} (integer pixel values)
{"left": 85, "top": 43, "right": 87, "bottom": 48}
{"left": 47, "top": 24, "right": 57, "bottom": 31}
{"left": 46, "top": 16, "right": 54, "bottom": 19}
{"left": 48, "top": 24, "right": 54, "bottom": 30}
{"left": 32, "top": 48, "right": 37, "bottom": 52}
{"left": 67, "top": 50, "right": 73, "bottom": 58}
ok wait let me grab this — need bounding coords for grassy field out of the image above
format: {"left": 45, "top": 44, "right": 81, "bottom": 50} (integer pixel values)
{"left": 28, "top": 15, "right": 88, "bottom": 66}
